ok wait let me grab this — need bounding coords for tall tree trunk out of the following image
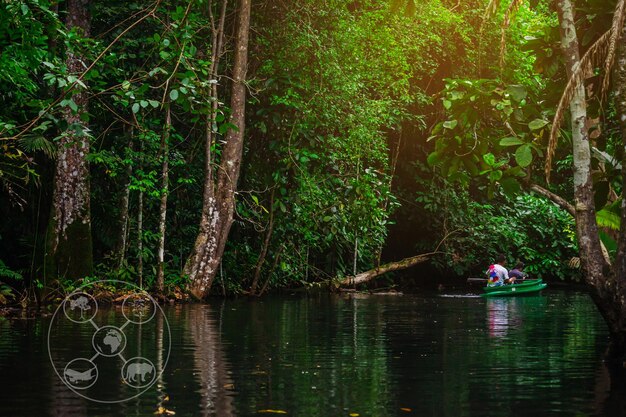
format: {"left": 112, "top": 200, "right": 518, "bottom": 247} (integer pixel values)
{"left": 557, "top": 0, "right": 625, "bottom": 362}
{"left": 184, "top": 0, "right": 250, "bottom": 299}
{"left": 138, "top": 182, "right": 144, "bottom": 289}
{"left": 556, "top": 0, "right": 605, "bottom": 284}
{"left": 116, "top": 126, "right": 133, "bottom": 269}
{"left": 250, "top": 188, "right": 275, "bottom": 294}
{"left": 44, "top": 0, "right": 93, "bottom": 283}
{"left": 156, "top": 105, "right": 171, "bottom": 294}
{"left": 610, "top": 20, "right": 626, "bottom": 362}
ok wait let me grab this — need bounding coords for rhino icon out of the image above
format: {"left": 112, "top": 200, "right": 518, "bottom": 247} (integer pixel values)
{"left": 125, "top": 362, "right": 154, "bottom": 384}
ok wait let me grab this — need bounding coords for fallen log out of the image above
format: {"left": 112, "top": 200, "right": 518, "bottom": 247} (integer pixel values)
{"left": 338, "top": 252, "right": 436, "bottom": 287}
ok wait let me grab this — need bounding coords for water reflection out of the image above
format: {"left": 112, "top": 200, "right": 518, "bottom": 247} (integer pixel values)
{"left": 187, "top": 304, "right": 235, "bottom": 417}
{"left": 0, "top": 291, "right": 625, "bottom": 416}
{"left": 486, "top": 298, "right": 522, "bottom": 338}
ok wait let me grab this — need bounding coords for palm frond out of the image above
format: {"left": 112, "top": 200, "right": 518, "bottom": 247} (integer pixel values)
{"left": 545, "top": 29, "right": 612, "bottom": 183}
{"left": 546, "top": 0, "right": 626, "bottom": 183}
{"left": 601, "top": 0, "right": 626, "bottom": 98}
{"left": 596, "top": 207, "right": 621, "bottom": 231}
{"left": 18, "top": 134, "right": 57, "bottom": 159}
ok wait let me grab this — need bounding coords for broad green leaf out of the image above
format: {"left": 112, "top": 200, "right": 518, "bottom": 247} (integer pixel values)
{"left": 499, "top": 137, "right": 525, "bottom": 147}
{"left": 483, "top": 153, "right": 496, "bottom": 166}
{"left": 528, "top": 119, "right": 548, "bottom": 131}
{"left": 443, "top": 120, "right": 457, "bottom": 130}
{"left": 489, "top": 170, "right": 503, "bottom": 181}
{"left": 169, "top": 89, "right": 179, "bottom": 101}
{"left": 427, "top": 152, "right": 440, "bottom": 166}
{"left": 132, "top": 103, "right": 140, "bottom": 113}
{"left": 515, "top": 144, "right": 533, "bottom": 167}
{"left": 443, "top": 100, "right": 452, "bottom": 110}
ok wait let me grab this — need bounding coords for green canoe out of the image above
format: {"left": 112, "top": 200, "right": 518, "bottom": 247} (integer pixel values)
{"left": 481, "top": 279, "right": 547, "bottom": 297}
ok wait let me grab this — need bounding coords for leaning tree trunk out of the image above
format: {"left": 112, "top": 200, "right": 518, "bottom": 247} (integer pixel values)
{"left": 556, "top": 0, "right": 606, "bottom": 285}
{"left": 184, "top": 0, "right": 250, "bottom": 299}
{"left": 44, "top": 0, "right": 93, "bottom": 283}
{"left": 558, "top": 0, "right": 626, "bottom": 364}
{"left": 610, "top": 20, "right": 626, "bottom": 362}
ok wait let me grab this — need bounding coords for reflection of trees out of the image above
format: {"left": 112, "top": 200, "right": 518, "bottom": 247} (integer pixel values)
{"left": 188, "top": 304, "right": 235, "bottom": 417}
{"left": 43, "top": 318, "right": 88, "bottom": 417}
{"left": 219, "top": 294, "right": 395, "bottom": 416}
{"left": 382, "top": 293, "right": 611, "bottom": 416}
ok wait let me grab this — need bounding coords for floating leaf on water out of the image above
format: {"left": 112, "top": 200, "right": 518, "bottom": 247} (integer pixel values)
{"left": 154, "top": 406, "right": 176, "bottom": 415}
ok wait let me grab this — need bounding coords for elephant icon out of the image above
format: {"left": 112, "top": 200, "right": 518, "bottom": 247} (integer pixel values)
{"left": 124, "top": 361, "right": 154, "bottom": 384}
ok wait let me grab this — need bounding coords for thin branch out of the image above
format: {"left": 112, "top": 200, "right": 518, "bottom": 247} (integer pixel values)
{"left": 3, "top": 1, "right": 161, "bottom": 141}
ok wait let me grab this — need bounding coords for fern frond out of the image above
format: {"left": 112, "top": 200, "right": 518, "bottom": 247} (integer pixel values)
{"left": 18, "top": 134, "right": 57, "bottom": 159}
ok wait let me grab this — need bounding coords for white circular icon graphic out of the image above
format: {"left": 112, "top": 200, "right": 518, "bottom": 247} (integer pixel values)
{"left": 47, "top": 280, "right": 171, "bottom": 403}
{"left": 92, "top": 325, "right": 126, "bottom": 357}
{"left": 122, "top": 357, "right": 156, "bottom": 388}
{"left": 63, "top": 358, "right": 98, "bottom": 390}
{"left": 63, "top": 292, "right": 98, "bottom": 323}
{"left": 121, "top": 294, "right": 156, "bottom": 324}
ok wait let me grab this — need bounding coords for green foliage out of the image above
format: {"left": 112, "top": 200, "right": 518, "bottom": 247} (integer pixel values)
{"left": 0, "top": 259, "right": 23, "bottom": 282}
{"left": 0, "top": 0, "right": 605, "bottom": 296}
{"left": 415, "top": 178, "right": 578, "bottom": 280}
{"left": 428, "top": 78, "right": 549, "bottom": 196}
{"left": 0, "top": 259, "right": 23, "bottom": 305}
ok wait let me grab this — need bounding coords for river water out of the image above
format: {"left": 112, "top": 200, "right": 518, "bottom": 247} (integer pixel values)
{"left": 0, "top": 290, "right": 624, "bottom": 416}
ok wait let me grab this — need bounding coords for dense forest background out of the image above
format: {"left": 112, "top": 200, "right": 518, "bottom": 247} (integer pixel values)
{"left": 1, "top": 0, "right": 621, "bottom": 300}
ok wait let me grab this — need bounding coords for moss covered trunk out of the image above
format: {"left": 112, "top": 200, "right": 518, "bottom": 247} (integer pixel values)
{"left": 44, "top": 0, "right": 93, "bottom": 283}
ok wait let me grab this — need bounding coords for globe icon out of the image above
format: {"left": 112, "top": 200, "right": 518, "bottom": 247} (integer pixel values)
{"left": 48, "top": 280, "right": 171, "bottom": 403}
{"left": 92, "top": 326, "right": 126, "bottom": 356}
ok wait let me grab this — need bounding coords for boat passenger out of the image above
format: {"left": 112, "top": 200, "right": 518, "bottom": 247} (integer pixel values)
{"left": 509, "top": 262, "right": 527, "bottom": 281}
{"left": 486, "top": 254, "right": 515, "bottom": 286}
